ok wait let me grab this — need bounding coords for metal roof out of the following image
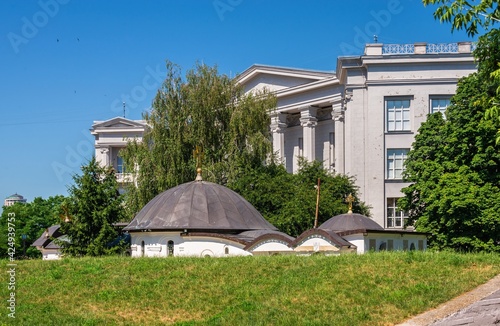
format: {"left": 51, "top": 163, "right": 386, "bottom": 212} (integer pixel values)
{"left": 123, "top": 181, "right": 278, "bottom": 232}
{"left": 319, "top": 213, "right": 384, "bottom": 232}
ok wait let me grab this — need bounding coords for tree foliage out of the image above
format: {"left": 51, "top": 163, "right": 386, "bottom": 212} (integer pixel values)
{"left": 230, "top": 160, "right": 370, "bottom": 237}
{"left": 400, "top": 30, "right": 500, "bottom": 252}
{"left": 58, "top": 157, "right": 125, "bottom": 256}
{"left": 423, "top": 0, "right": 500, "bottom": 36}
{"left": 121, "top": 61, "right": 276, "bottom": 216}
{"left": 0, "top": 195, "right": 66, "bottom": 258}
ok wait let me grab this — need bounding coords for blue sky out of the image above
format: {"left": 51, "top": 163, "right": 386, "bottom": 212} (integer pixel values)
{"left": 0, "top": 0, "right": 478, "bottom": 204}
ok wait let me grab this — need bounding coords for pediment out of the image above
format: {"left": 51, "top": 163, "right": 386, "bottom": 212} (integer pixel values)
{"left": 237, "top": 65, "right": 335, "bottom": 94}
{"left": 91, "top": 117, "right": 147, "bottom": 130}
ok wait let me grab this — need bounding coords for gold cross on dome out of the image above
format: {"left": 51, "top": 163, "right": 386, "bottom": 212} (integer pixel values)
{"left": 193, "top": 145, "right": 204, "bottom": 169}
{"left": 346, "top": 193, "right": 354, "bottom": 214}
{"left": 193, "top": 145, "right": 204, "bottom": 181}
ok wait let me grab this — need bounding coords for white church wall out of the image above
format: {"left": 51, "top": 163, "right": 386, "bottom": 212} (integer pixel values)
{"left": 41, "top": 249, "right": 62, "bottom": 260}
{"left": 294, "top": 237, "right": 340, "bottom": 253}
{"left": 344, "top": 232, "right": 427, "bottom": 254}
{"left": 178, "top": 238, "right": 250, "bottom": 257}
{"left": 249, "top": 240, "right": 294, "bottom": 254}
{"left": 129, "top": 233, "right": 251, "bottom": 258}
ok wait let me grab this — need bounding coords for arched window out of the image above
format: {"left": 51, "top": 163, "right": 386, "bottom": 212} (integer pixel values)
{"left": 410, "top": 243, "right": 416, "bottom": 251}
{"left": 224, "top": 247, "right": 229, "bottom": 255}
{"left": 141, "top": 240, "right": 145, "bottom": 257}
{"left": 167, "top": 240, "right": 174, "bottom": 256}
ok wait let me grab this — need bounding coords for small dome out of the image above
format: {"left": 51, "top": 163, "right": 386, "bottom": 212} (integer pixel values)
{"left": 319, "top": 213, "right": 383, "bottom": 232}
{"left": 6, "top": 193, "right": 24, "bottom": 200}
{"left": 124, "top": 181, "right": 277, "bottom": 232}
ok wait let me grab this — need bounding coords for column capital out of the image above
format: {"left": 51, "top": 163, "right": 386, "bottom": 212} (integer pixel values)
{"left": 332, "top": 108, "right": 344, "bottom": 122}
{"left": 299, "top": 106, "right": 318, "bottom": 127}
{"left": 270, "top": 112, "right": 288, "bottom": 133}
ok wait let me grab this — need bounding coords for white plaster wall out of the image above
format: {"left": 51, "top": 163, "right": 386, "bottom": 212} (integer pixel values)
{"left": 294, "top": 237, "right": 340, "bottom": 252}
{"left": 244, "top": 75, "right": 317, "bottom": 93}
{"left": 344, "top": 58, "right": 473, "bottom": 228}
{"left": 283, "top": 126, "right": 302, "bottom": 173}
{"left": 316, "top": 121, "right": 334, "bottom": 168}
{"left": 344, "top": 233, "right": 427, "bottom": 254}
{"left": 130, "top": 233, "right": 251, "bottom": 258}
{"left": 249, "top": 241, "right": 294, "bottom": 253}
{"left": 42, "top": 249, "right": 62, "bottom": 260}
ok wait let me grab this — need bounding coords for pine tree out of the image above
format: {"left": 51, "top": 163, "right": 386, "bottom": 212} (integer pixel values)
{"left": 58, "top": 157, "right": 125, "bottom": 256}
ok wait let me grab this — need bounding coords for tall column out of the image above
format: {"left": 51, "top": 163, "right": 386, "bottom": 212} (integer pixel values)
{"left": 332, "top": 103, "right": 345, "bottom": 174}
{"left": 299, "top": 106, "right": 318, "bottom": 162}
{"left": 270, "top": 112, "right": 287, "bottom": 164}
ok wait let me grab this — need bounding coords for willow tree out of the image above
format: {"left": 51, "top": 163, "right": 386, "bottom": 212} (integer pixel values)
{"left": 121, "top": 62, "right": 276, "bottom": 216}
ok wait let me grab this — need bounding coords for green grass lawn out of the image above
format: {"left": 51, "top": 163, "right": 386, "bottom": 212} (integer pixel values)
{"left": 0, "top": 251, "right": 499, "bottom": 326}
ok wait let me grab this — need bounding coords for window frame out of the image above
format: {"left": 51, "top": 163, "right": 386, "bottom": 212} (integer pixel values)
{"left": 430, "top": 95, "right": 452, "bottom": 118}
{"left": 385, "top": 97, "right": 412, "bottom": 132}
{"left": 386, "top": 148, "right": 409, "bottom": 180}
{"left": 386, "top": 197, "right": 408, "bottom": 228}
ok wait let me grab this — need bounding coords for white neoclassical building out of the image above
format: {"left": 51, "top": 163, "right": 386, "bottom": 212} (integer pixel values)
{"left": 90, "top": 117, "right": 148, "bottom": 192}
{"left": 237, "top": 42, "right": 477, "bottom": 229}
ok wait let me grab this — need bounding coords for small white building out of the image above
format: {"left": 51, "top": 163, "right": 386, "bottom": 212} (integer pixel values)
{"left": 294, "top": 212, "right": 427, "bottom": 255}
{"left": 4, "top": 193, "right": 27, "bottom": 207}
{"left": 123, "top": 171, "right": 295, "bottom": 258}
{"left": 31, "top": 225, "right": 65, "bottom": 260}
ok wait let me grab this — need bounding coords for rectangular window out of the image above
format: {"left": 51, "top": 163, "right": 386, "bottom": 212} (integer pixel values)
{"left": 387, "top": 198, "right": 408, "bottom": 228}
{"left": 430, "top": 96, "right": 451, "bottom": 118}
{"left": 298, "top": 137, "right": 303, "bottom": 157}
{"left": 368, "top": 239, "right": 376, "bottom": 251}
{"left": 386, "top": 98, "right": 411, "bottom": 131}
{"left": 403, "top": 240, "right": 408, "bottom": 251}
{"left": 387, "top": 239, "right": 394, "bottom": 251}
{"left": 418, "top": 240, "right": 424, "bottom": 250}
{"left": 387, "top": 149, "right": 409, "bottom": 179}
{"left": 117, "top": 156, "right": 125, "bottom": 174}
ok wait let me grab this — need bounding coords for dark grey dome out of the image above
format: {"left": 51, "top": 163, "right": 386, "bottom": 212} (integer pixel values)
{"left": 123, "top": 181, "right": 277, "bottom": 232}
{"left": 319, "top": 213, "right": 383, "bottom": 232}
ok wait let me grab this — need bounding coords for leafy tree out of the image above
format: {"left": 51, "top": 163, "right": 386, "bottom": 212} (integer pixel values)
{"left": 423, "top": 0, "right": 499, "bottom": 37}
{"left": 400, "top": 30, "right": 500, "bottom": 252}
{"left": 0, "top": 196, "right": 66, "bottom": 259}
{"left": 121, "top": 61, "right": 276, "bottom": 216}
{"left": 230, "top": 160, "right": 370, "bottom": 237}
{"left": 423, "top": 1, "right": 500, "bottom": 141}
{"left": 58, "top": 157, "right": 125, "bottom": 256}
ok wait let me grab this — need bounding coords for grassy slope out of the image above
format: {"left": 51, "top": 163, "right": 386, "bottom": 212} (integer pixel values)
{"left": 0, "top": 251, "right": 499, "bottom": 326}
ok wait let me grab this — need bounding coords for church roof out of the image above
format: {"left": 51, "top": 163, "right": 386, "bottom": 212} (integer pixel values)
{"left": 31, "top": 225, "right": 63, "bottom": 248}
{"left": 318, "top": 213, "right": 384, "bottom": 232}
{"left": 123, "top": 181, "right": 278, "bottom": 232}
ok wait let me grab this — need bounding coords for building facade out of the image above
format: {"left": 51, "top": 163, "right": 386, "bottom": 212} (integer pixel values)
{"left": 4, "top": 193, "right": 27, "bottom": 207}
{"left": 90, "top": 117, "right": 148, "bottom": 192}
{"left": 92, "top": 42, "right": 476, "bottom": 230}
{"left": 238, "top": 42, "right": 477, "bottom": 229}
